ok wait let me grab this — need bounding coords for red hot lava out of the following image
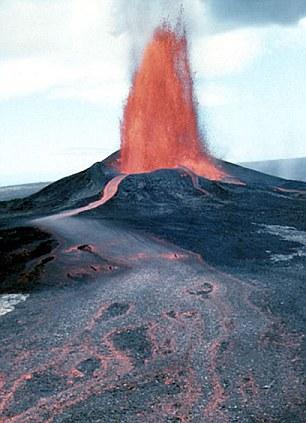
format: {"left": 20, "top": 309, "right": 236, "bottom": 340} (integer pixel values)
{"left": 120, "top": 23, "right": 225, "bottom": 181}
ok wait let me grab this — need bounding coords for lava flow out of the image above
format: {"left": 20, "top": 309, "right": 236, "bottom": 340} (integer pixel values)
{"left": 120, "top": 23, "right": 225, "bottom": 181}
{"left": 57, "top": 175, "right": 127, "bottom": 218}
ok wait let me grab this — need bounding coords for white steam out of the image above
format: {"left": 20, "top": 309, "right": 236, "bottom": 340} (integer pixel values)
{"left": 111, "top": 0, "right": 204, "bottom": 72}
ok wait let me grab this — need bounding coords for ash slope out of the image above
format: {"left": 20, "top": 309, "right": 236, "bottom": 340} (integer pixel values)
{"left": 0, "top": 154, "right": 306, "bottom": 422}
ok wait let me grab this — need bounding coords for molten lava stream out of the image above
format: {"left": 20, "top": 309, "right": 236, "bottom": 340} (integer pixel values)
{"left": 59, "top": 174, "right": 127, "bottom": 218}
{"left": 179, "top": 166, "right": 211, "bottom": 196}
{"left": 120, "top": 23, "right": 225, "bottom": 181}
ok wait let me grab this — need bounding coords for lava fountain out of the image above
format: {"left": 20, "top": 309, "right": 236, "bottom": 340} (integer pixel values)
{"left": 120, "top": 23, "right": 225, "bottom": 181}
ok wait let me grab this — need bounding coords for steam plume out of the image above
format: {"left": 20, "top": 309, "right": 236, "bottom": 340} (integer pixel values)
{"left": 112, "top": 0, "right": 203, "bottom": 71}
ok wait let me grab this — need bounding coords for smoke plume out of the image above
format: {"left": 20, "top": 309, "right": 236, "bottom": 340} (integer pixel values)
{"left": 112, "top": 0, "right": 203, "bottom": 71}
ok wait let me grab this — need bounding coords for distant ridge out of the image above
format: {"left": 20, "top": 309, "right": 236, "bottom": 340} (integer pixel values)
{"left": 0, "top": 182, "right": 51, "bottom": 201}
{"left": 241, "top": 157, "right": 306, "bottom": 182}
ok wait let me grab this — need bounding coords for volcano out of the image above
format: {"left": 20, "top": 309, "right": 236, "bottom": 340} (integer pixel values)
{"left": 0, "top": 22, "right": 306, "bottom": 423}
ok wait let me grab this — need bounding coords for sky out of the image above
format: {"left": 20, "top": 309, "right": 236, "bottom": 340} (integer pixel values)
{"left": 0, "top": 0, "right": 306, "bottom": 186}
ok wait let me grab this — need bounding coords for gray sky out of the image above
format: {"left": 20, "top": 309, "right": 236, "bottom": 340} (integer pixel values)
{"left": 206, "top": 0, "right": 306, "bottom": 25}
{"left": 0, "top": 0, "right": 306, "bottom": 186}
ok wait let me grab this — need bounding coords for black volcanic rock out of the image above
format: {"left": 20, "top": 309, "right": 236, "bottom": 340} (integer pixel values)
{"left": 1, "top": 150, "right": 304, "bottom": 221}
{"left": 26, "top": 161, "right": 115, "bottom": 208}
{"left": 0, "top": 226, "right": 58, "bottom": 293}
{"left": 0, "top": 159, "right": 118, "bottom": 223}
{"left": 1, "top": 151, "right": 306, "bottom": 422}
{"left": 83, "top": 160, "right": 306, "bottom": 269}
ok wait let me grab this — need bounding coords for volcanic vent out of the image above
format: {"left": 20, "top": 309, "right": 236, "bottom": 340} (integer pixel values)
{"left": 119, "top": 23, "right": 225, "bottom": 181}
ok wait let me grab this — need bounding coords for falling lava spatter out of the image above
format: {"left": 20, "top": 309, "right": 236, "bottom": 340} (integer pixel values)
{"left": 120, "top": 23, "right": 225, "bottom": 181}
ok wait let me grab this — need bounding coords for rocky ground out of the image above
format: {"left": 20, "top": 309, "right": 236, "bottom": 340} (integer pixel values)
{"left": 0, "top": 155, "right": 305, "bottom": 422}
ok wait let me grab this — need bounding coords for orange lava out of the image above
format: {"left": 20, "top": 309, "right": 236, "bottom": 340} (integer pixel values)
{"left": 58, "top": 174, "right": 127, "bottom": 218}
{"left": 120, "top": 23, "right": 225, "bottom": 181}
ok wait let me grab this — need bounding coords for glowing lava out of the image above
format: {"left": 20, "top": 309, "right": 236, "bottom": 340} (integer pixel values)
{"left": 120, "top": 23, "right": 225, "bottom": 181}
{"left": 57, "top": 175, "right": 127, "bottom": 218}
